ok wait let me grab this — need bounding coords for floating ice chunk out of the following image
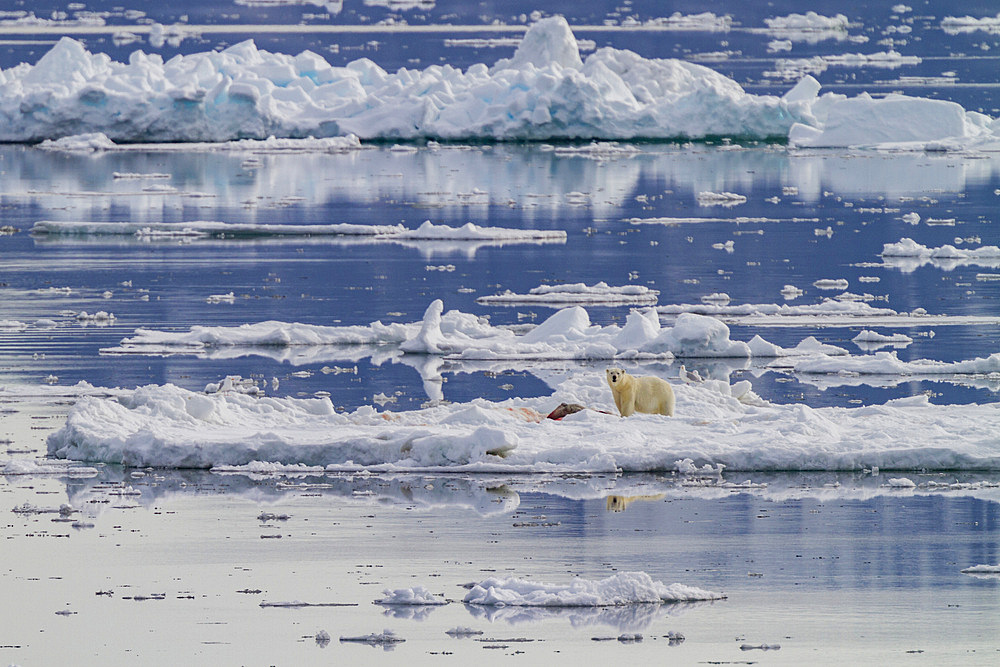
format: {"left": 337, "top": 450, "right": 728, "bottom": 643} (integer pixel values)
{"left": 887, "top": 477, "right": 916, "bottom": 488}
{"left": 339, "top": 630, "right": 405, "bottom": 645}
{"left": 477, "top": 282, "right": 658, "bottom": 306}
{"left": 31, "top": 219, "right": 406, "bottom": 238}
{"left": 75, "top": 310, "right": 116, "bottom": 323}
{"left": 813, "top": 279, "right": 849, "bottom": 290}
{"left": 38, "top": 132, "right": 117, "bottom": 152}
{"left": 1, "top": 459, "right": 98, "bottom": 476}
{"left": 852, "top": 330, "right": 913, "bottom": 346}
{"left": 795, "top": 350, "right": 1000, "bottom": 376}
{"left": 206, "top": 292, "right": 236, "bottom": 304}
{"left": 376, "top": 586, "right": 448, "bottom": 605}
{"left": 902, "top": 212, "right": 920, "bottom": 225}
{"left": 960, "top": 564, "right": 1000, "bottom": 574}
{"left": 780, "top": 284, "right": 804, "bottom": 300}
{"left": 45, "top": 375, "right": 1000, "bottom": 472}
{"left": 0, "top": 320, "right": 29, "bottom": 331}
{"left": 463, "top": 572, "right": 725, "bottom": 607}
{"left": 445, "top": 626, "right": 484, "bottom": 637}
{"left": 659, "top": 300, "right": 1000, "bottom": 327}
{"left": 941, "top": 14, "right": 1000, "bottom": 35}
{"left": 696, "top": 191, "right": 747, "bottom": 207}
{"left": 763, "top": 12, "right": 849, "bottom": 42}
{"left": 881, "top": 237, "right": 1000, "bottom": 259}
{"left": 639, "top": 12, "right": 731, "bottom": 32}
{"left": 394, "top": 220, "right": 566, "bottom": 242}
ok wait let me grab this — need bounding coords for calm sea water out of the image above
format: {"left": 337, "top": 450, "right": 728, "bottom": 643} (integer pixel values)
{"left": 1, "top": 142, "right": 999, "bottom": 410}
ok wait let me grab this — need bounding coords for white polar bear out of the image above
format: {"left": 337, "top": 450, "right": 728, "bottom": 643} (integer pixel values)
{"left": 606, "top": 368, "right": 675, "bottom": 417}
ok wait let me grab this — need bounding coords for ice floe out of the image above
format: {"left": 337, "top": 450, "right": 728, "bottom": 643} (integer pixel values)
{"left": 376, "top": 586, "right": 449, "bottom": 605}
{"left": 462, "top": 572, "right": 725, "bottom": 606}
{"left": 759, "top": 12, "right": 851, "bottom": 43}
{"left": 960, "top": 564, "right": 1000, "bottom": 574}
{"left": 4, "top": 16, "right": 999, "bottom": 150}
{"left": 44, "top": 367, "right": 1000, "bottom": 472}
{"left": 476, "top": 282, "right": 659, "bottom": 307}
{"left": 38, "top": 133, "right": 362, "bottom": 153}
{"left": 30, "top": 219, "right": 565, "bottom": 245}
{"left": 793, "top": 351, "right": 1000, "bottom": 376}
{"left": 941, "top": 14, "right": 1000, "bottom": 35}
{"left": 104, "top": 301, "right": 840, "bottom": 362}
{"left": 657, "top": 300, "right": 1000, "bottom": 327}
{"left": 880, "top": 237, "right": 1000, "bottom": 272}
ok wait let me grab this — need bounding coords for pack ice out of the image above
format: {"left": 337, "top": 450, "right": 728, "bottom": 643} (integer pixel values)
{"left": 46, "top": 364, "right": 1000, "bottom": 472}
{"left": 4, "top": 16, "right": 999, "bottom": 148}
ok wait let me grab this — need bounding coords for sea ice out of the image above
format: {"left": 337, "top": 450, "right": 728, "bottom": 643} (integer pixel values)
{"left": 960, "top": 564, "right": 1000, "bottom": 574}
{"left": 462, "top": 571, "right": 725, "bottom": 606}
{"left": 376, "top": 586, "right": 448, "bottom": 605}
{"left": 44, "top": 369, "right": 1000, "bottom": 472}
{"left": 5, "top": 16, "right": 997, "bottom": 149}
{"left": 476, "top": 282, "right": 659, "bottom": 307}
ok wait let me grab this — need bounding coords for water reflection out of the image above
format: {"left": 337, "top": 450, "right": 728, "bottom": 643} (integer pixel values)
{"left": 6, "top": 144, "right": 1000, "bottom": 226}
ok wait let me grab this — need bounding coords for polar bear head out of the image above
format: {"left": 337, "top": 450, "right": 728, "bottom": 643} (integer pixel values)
{"left": 606, "top": 367, "right": 627, "bottom": 387}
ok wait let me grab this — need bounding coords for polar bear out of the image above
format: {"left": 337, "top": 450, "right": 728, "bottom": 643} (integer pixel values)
{"left": 606, "top": 368, "right": 675, "bottom": 417}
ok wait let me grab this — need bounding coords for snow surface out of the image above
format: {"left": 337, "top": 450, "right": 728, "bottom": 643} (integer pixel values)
{"left": 3, "top": 16, "right": 1000, "bottom": 149}
{"left": 462, "top": 572, "right": 725, "bottom": 606}
{"left": 45, "top": 368, "right": 1000, "bottom": 472}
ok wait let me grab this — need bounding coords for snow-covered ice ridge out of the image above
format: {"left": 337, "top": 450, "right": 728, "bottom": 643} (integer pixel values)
{"left": 106, "top": 299, "right": 847, "bottom": 361}
{"left": 30, "top": 219, "right": 566, "bottom": 243}
{"left": 5, "top": 16, "right": 1000, "bottom": 149}
{"left": 46, "top": 369, "right": 1000, "bottom": 471}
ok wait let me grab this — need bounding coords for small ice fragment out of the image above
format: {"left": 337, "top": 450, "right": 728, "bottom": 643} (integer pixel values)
{"left": 339, "top": 629, "right": 405, "bottom": 645}
{"left": 780, "top": 284, "right": 804, "bottom": 299}
{"left": 446, "top": 627, "right": 484, "bottom": 637}
{"left": 960, "top": 564, "right": 1000, "bottom": 574}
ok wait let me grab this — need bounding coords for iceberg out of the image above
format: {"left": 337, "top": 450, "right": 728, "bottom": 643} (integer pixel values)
{"left": 4, "top": 15, "right": 997, "bottom": 148}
